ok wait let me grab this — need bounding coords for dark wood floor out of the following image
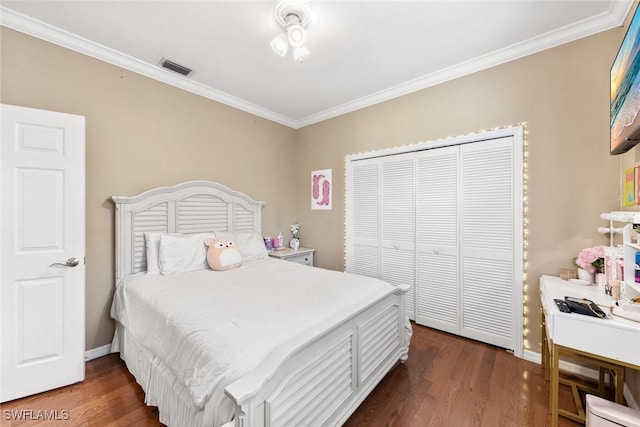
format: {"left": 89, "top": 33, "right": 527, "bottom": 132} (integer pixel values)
{"left": 1, "top": 324, "right": 582, "bottom": 427}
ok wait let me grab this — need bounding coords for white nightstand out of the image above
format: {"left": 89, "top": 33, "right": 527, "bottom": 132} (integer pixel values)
{"left": 268, "top": 247, "right": 315, "bottom": 266}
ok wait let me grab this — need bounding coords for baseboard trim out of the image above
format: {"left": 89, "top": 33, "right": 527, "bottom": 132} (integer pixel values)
{"left": 523, "top": 349, "right": 541, "bottom": 364}
{"left": 524, "top": 350, "right": 639, "bottom": 410}
{"left": 84, "top": 344, "right": 111, "bottom": 361}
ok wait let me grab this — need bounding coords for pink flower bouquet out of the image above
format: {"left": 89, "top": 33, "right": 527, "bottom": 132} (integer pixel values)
{"left": 575, "top": 245, "right": 606, "bottom": 273}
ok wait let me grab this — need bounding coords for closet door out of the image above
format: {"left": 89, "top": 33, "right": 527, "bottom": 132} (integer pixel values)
{"left": 380, "top": 154, "right": 415, "bottom": 319}
{"left": 460, "top": 137, "right": 515, "bottom": 350}
{"left": 415, "top": 146, "right": 459, "bottom": 334}
{"left": 347, "top": 158, "right": 380, "bottom": 278}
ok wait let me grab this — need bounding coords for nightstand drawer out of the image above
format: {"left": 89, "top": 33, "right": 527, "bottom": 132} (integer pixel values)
{"left": 287, "top": 253, "right": 314, "bottom": 266}
{"left": 268, "top": 247, "right": 315, "bottom": 267}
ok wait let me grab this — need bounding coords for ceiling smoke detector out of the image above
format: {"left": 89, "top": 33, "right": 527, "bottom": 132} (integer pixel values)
{"left": 270, "top": 0, "right": 311, "bottom": 63}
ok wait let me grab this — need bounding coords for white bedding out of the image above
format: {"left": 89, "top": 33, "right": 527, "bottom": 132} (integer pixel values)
{"left": 110, "top": 257, "right": 400, "bottom": 427}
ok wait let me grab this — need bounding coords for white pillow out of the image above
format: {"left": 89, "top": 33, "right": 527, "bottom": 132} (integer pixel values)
{"left": 144, "top": 232, "right": 165, "bottom": 274}
{"left": 216, "top": 231, "right": 268, "bottom": 262}
{"left": 157, "top": 232, "right": 215, "bottom": 275}
{"left": 145, "top": 232, "right": 216, "bottom": 274}
{"left": 237, "top": 231, "right": 269, "bottom": 261}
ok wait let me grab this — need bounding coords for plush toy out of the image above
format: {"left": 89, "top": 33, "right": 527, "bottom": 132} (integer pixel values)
{"left": 205, "top": 238, "right": 242, "bottom": 271}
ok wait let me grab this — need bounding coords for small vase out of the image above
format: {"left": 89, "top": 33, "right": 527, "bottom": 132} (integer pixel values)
{"left": 289, "top": 237, "right": 300, "bottom": 250}
{"left": 596, "top": 273, "right": 607, "bottom": 293}
{"left": 577, "top": 268, "right": 594, "bottom": 283}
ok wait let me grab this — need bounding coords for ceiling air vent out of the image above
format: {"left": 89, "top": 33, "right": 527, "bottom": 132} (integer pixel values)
{"left": 159, "top": 58, "right": 192, "bottom": 76}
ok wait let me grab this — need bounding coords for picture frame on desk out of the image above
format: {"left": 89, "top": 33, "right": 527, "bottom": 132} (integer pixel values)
{"left": 624, "top": 166, "right": 636, "bottom": 206}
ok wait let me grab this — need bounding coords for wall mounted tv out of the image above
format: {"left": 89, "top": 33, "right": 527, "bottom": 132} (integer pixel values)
{"left": 611, "top": 4, "right": 640, "bottom": 155}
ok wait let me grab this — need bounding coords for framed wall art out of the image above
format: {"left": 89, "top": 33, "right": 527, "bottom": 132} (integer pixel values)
{"left": 311, "top": 169, "right": 332, "bottom": 210}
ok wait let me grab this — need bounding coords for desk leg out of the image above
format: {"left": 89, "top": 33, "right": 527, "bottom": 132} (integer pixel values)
{"left": 551, "top": 344, "right": 560, "bottom": 427}
{"left": 541, "top": 310, "right": 549, "bottom": 381}
{"left": 615, "top": 366, "right": 625, "bottom": 404}
{"left": 599, "top": 367, "right": 606, "bottom": 397}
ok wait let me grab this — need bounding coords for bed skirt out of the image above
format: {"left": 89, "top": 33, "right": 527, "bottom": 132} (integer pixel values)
{"left": 111, "top": 323, "right": 232, "bottom": 427}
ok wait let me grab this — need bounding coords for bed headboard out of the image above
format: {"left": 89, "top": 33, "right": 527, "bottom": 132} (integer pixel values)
{"left": 112, "top": 180, "right": 265, "bottom": 284}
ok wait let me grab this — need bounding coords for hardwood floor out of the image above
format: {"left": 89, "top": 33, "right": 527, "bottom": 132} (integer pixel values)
{"left": 344, "top": 326, "right": 580, "bottom": 427}
{"left": 1, "top": 324, "right": 582, "bottom": 427}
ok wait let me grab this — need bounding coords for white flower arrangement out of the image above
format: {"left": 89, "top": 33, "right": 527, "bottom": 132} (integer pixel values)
{"left": 290, "top": 223, "right": 300, "bottom": 238}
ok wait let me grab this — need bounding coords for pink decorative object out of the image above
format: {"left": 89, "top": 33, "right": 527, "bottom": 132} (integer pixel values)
{"left": 575, "top": 245, "right": 606, "bottom": 274}
{"left": 311, "top": 169, "right": 332, "bottom": 210}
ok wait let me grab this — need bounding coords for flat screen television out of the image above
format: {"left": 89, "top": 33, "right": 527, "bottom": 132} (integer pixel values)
{"left": 611, "top": 4, "right": 640, "bottom": 155}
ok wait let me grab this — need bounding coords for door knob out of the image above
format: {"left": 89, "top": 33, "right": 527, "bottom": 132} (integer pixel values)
{"left": 50, "top": 257, "right": 80, "bottom": 267}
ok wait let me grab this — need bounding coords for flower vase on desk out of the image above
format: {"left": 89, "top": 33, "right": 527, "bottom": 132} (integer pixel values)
{"left": 577, "top": 268, "right": 594, "bottom": 283}
{"left": 289, "top": 237, "right": 300, "bottom": 250}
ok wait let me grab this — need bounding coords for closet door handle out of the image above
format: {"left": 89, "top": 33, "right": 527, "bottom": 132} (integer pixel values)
{"left": 394, "top": 244, "right": 400, "bottom": 249}
{"left": 433, "top": 248, "right": 440, "bottom": 255}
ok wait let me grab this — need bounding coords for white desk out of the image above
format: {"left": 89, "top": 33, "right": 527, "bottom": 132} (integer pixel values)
{"left": 540, "top": 275, "right": 640, "bottom": 426}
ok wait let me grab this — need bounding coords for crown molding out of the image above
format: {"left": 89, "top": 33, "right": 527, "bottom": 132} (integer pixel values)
{"left": 295, "top": 0, "right": 634, "bottom": 128}
{"left": 0, "top": 6, "right": 298, "bottom": 129}
{"left": 1, "top": 2, "right": 633, "bottom": 130}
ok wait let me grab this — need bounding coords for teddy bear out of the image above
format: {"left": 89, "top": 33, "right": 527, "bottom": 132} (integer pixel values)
{"left": 204, "top": 237, "right": 242, "bottom": 271}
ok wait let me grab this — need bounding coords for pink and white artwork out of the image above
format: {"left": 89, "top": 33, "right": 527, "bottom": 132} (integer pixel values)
{"left": 311, "top": 169, "right": 332, "bottom": 210}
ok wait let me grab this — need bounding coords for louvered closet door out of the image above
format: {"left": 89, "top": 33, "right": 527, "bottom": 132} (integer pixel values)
{"left": 347, "top": 159, "right": 380, "bottom": 278}
{"left": 380, "top": 154, "right": 415, "bottom": 320}
{"left": 415, "top": 146, "right": 460, "bottom": 334}
{"left": 460, "top": 137, "right": 515, "bottom": 350}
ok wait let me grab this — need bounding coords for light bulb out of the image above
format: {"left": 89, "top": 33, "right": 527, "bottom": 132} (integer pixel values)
{"left": 287, "top": 24, "right": 306, "bottom": 48}
{"left": 293, "top": 45, "right": 310, "bottom": 63}
{"left": 270, "top": 33, "right": 289, "bottom": 57}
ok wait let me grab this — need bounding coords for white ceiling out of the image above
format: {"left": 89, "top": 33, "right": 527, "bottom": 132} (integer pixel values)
{"left": 0, "top": 1, "right": 633, "bottom": 128}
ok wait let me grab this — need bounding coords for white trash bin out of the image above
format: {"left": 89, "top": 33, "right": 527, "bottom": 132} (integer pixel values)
{"left": 586, "top": 394, "right": 640, "bottom": 427}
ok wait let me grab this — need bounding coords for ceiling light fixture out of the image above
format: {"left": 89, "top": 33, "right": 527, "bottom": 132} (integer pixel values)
{"left": 270, "top": 0, "right": 311, "bottom": 63}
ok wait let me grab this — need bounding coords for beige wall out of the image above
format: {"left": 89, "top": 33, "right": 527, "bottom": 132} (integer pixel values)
{"left": 1, "top": 28, "right": 298, "bottom": 349}
{"left": 2, "top": 18, "right": 638, "bottom": 403}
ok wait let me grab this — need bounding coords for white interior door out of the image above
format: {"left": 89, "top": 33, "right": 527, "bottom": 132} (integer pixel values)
{"left": 415, "top": 146, "right": 460, "bottom": 334}
{"left": 347, "top": 158, "right": 380, "bottom": 278}
{"left": 460, "top": 137, "right": 516, "bottom": 350}
{"left": 346, "top": 127, "right": 523, "bottom": 357}
{"left": 1, "top": 104, "right": 85, "bottom": 402}
{"left": 380, "top": 153, "right": 415, "bottom": 320}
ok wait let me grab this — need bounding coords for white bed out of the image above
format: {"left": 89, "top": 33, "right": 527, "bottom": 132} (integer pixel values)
{"left": 110, "top": 181, "right": 410, "bottom": 427}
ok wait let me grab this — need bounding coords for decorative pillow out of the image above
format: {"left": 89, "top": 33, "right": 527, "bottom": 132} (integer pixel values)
{"left": 216, "top": 231, "right": 268, "bottom": 262}
{"left": 158, "top": 232, "right": 215, "bottom": 275}
{"left": 205, "top": 238, "right": 242, "bottom": 271}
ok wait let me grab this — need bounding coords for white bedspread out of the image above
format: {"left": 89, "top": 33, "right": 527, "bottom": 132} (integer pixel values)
{"left": 110, "top": 257, "right": 398, "bottom": 427}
